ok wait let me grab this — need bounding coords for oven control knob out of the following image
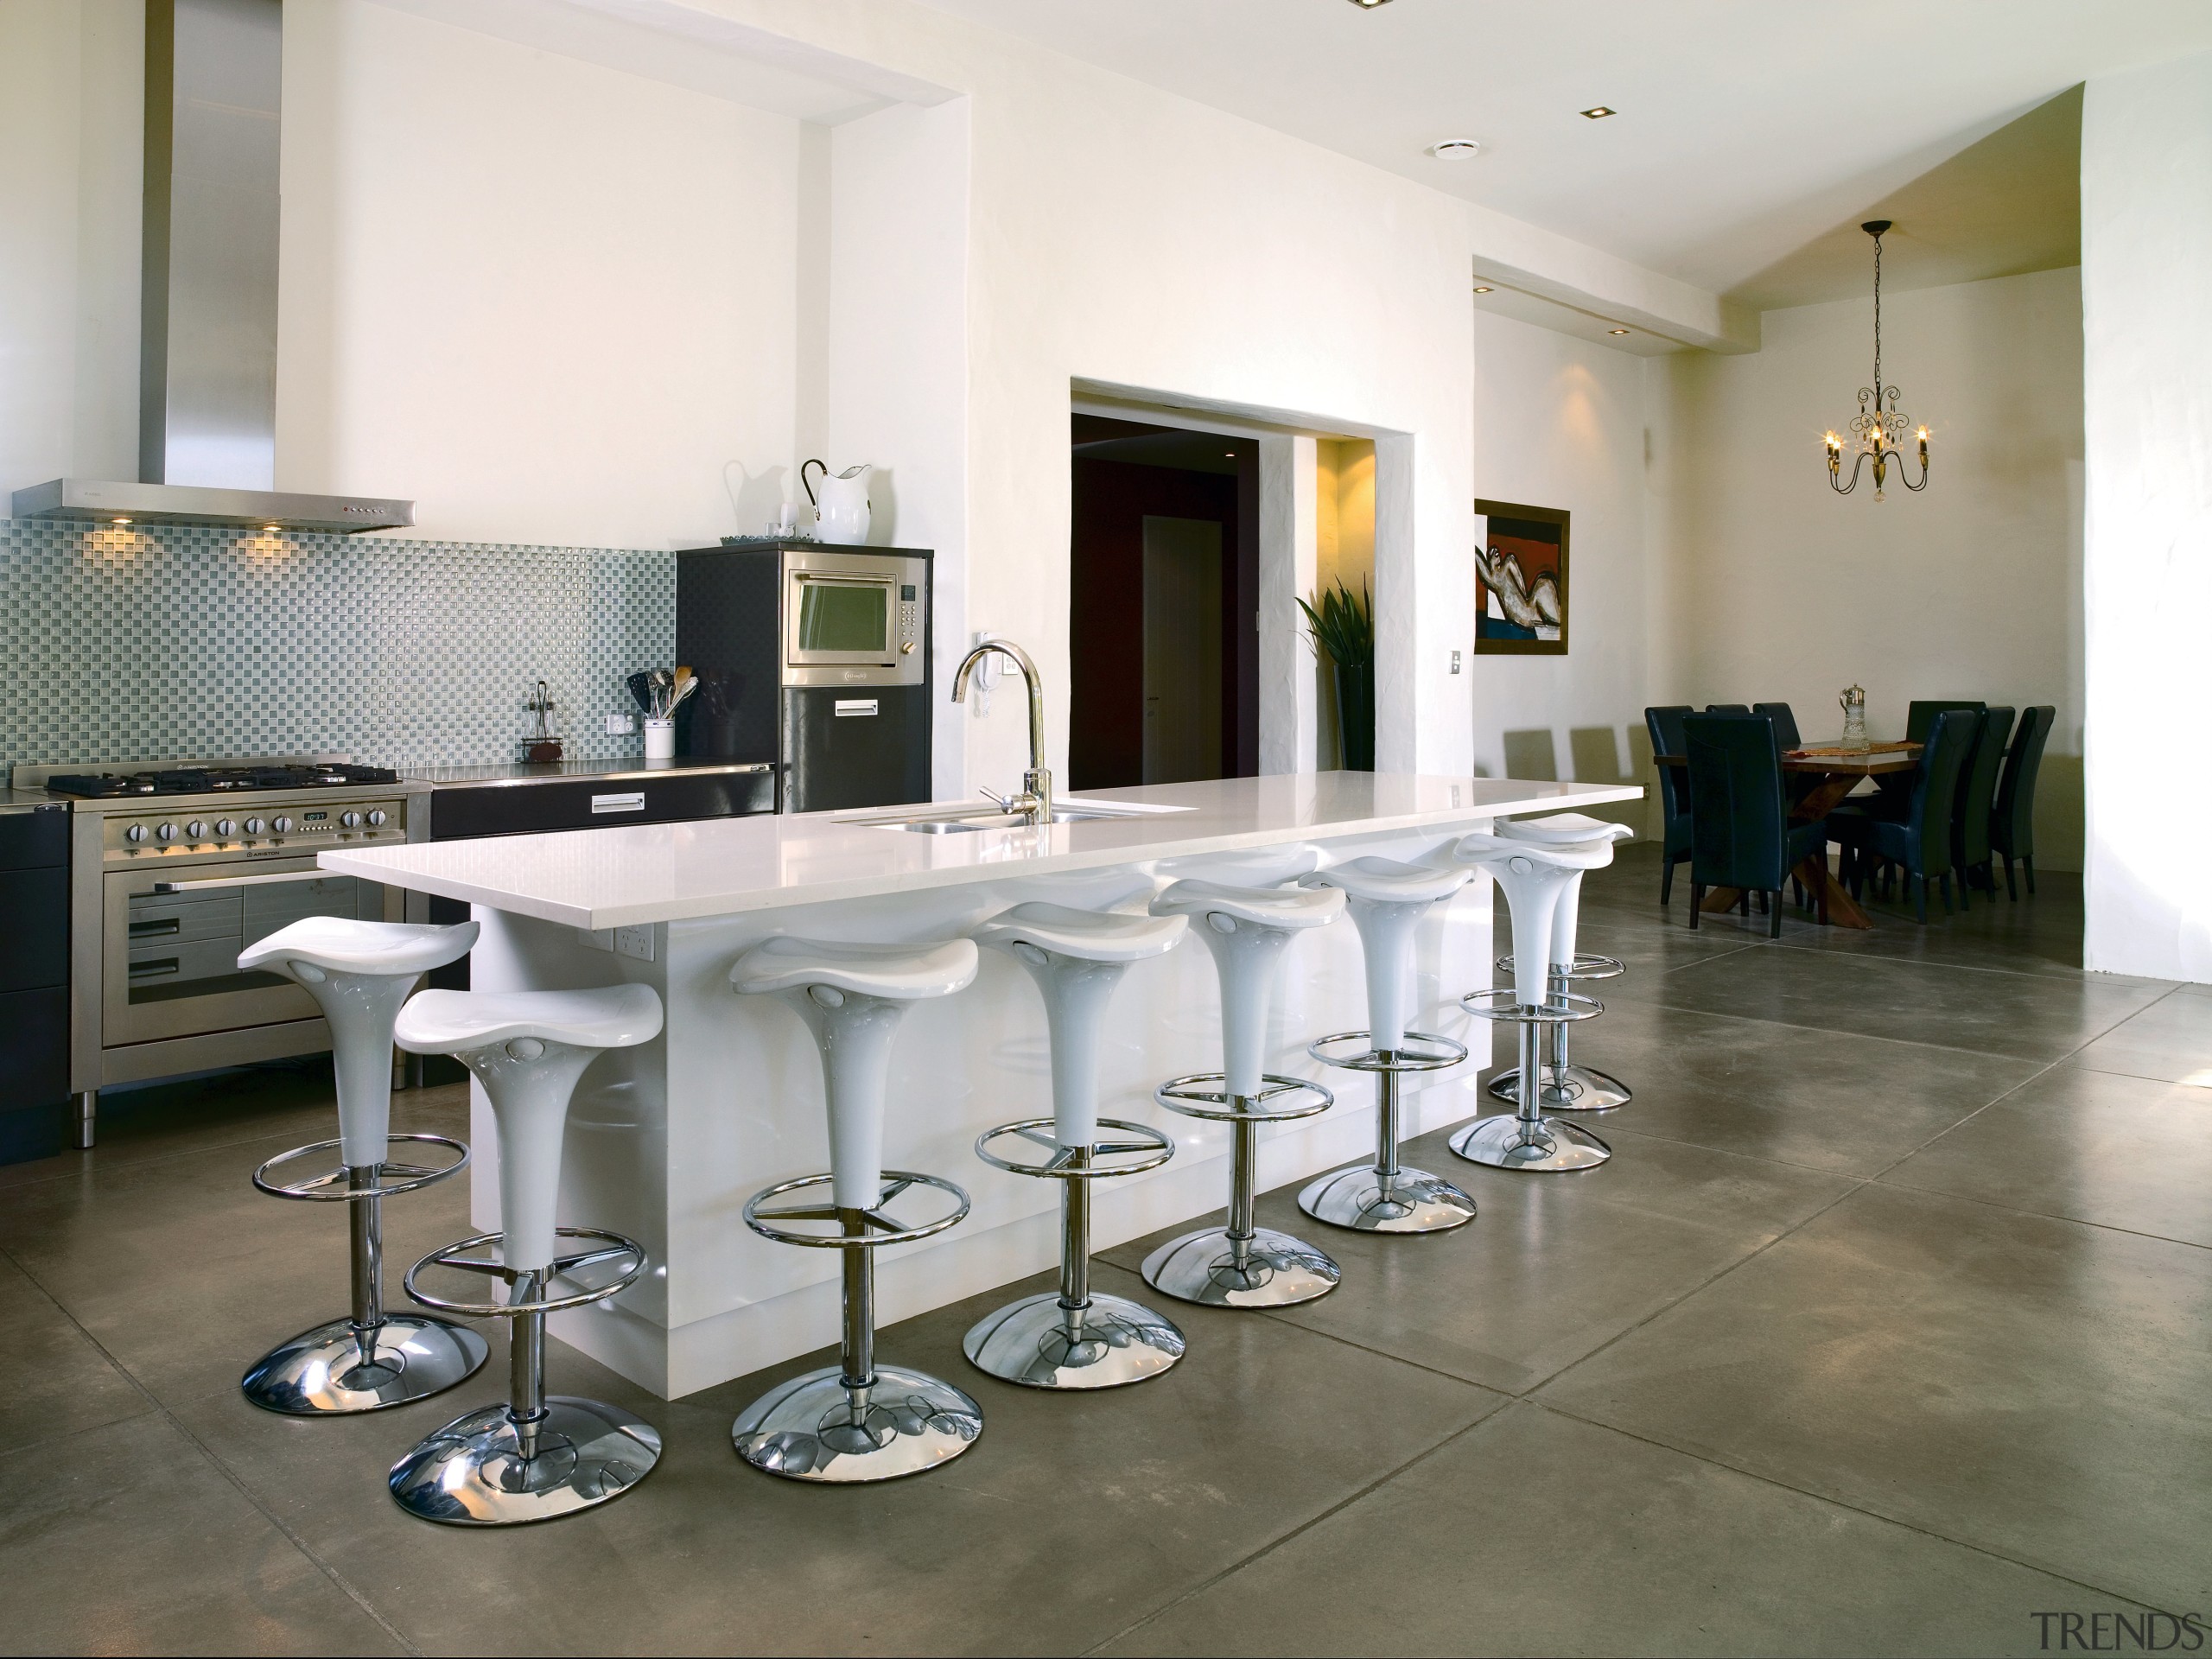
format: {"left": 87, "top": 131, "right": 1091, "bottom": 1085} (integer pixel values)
{"left": 184, "top": 820, "right": 207, "bottom": 840}
{"left": 900, "top": 641, "right": 916, "bottom": 654}
{"left": 124, "top": 824, "right": 147, "bottom": 843}
{"left": 272, "top": 816, "right": 293, "bottom": 835}
{"left": 340, "top": 810, "right": 362, "bottom": 829}
{"left": 243, "top": 817, "right": 264, "bottom": 836}
{"left": 214, "top": 819, "right": 236, "bottom": 838}
{"left": 365, "top": 809, "right": 388, "bottom": 828}
{"left": 155, "top": 822, "right": 177, "bottom": 842}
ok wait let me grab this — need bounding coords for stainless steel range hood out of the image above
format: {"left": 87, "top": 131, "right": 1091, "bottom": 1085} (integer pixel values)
{"left": 11, "top": 0, "right": 413, "bottom": 534}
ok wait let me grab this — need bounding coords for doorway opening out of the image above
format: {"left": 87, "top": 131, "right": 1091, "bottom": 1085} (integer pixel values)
{"left": 1068, "top": 414, "right": 1259, "bottom": 789}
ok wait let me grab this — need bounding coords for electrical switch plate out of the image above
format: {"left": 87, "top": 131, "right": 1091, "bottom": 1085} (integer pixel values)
{"left": 1450, "top": 650, "right": 1463, "bottom": 675}
{"left": 605, "top": 713, "right": 636, "bottom": 734}
{"left": 615, "top": 925, "right": 655, "bottom": 963}
{"left": 577, "top": 927, "right": 615, "bottom": 951}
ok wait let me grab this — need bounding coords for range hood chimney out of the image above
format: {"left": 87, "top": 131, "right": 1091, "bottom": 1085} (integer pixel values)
{"left": 12, "top": 0, "right": 412, "bottom": 534}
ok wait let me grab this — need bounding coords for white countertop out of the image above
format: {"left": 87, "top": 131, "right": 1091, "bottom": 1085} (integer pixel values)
{"left": 319, "top": 772, "right": 1643, "bottom": 930}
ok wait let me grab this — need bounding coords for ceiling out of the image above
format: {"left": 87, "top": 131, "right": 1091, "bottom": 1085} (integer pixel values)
{"left": 1072, "top": 415, "right": 1249, "bottom": 474}
{"left": 912, "top": 0, "right": 2205, "bottom": 297}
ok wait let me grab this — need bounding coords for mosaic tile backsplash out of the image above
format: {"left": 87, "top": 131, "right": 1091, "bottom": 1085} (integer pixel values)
{"left": 1, "top": 519, "right": 676, "bottom": 771}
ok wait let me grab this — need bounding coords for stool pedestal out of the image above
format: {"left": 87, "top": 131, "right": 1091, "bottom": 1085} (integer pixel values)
{"left": 1295, "top": 858, "right": 1475, "bottom": 1233}
{"left": 1486, "top": 954, "right": 1631, "bottom": 1111}
{"left": 731, "top": 937, "right": 983, "bottom": 1482}
{"left": 236, "top": 918, "right": 486, "bottom": 1415}
{"left": 1141, "top": 879, "right": 1345, "bottom": 1308}
{"left": 390, "top": 987, "right": 665, "bottom": 1525}
{"left": 963, "top": 903, "right": 1189, "bottom": 1389}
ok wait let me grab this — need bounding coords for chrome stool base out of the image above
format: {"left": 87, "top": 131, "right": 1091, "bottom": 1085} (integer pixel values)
{"left": 243, "top": 1314, "right": 488, "bottom": 1416}
{"left": 964, "top": 1291, "right": 1185, "bottom": 1389}
{"left": 1141, "top": 1224, "right": 1341, "bottom": 1307}
{"left": 389, "top": 1396, "right": 661, "bottom": 1526}
{"left": 735, "top": 1364, "right": 982, "bottom": 1483}
{"left": 1449, "top": 1111, "right": 1611, "bottom": 1173}
{"left": 1297, "top": 1163, "right": 1476, "bottom": 1233}
{"left": 1487, "top": 1063, "right": 1633, "bottom": 1113}
{"left": 1300, "top": 1030, "right": 1472, "bottom": 1235}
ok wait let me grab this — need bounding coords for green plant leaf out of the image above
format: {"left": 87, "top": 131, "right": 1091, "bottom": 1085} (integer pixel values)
{"left": 1298, "top": 577, "right": 1373, "bottom": 666}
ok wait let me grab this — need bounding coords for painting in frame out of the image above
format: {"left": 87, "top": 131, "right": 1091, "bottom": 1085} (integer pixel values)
{"left": 1474, "top": 499, "right": 1568, "bottom": 656}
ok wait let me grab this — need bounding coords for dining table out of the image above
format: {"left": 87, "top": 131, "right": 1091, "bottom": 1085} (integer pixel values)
{"left": 1656, "top": 741, "right": 1922, "bottom": 929}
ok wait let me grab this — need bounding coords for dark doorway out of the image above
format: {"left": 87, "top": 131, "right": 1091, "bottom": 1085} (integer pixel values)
{"left": 1070, "top": 414, "right": 1260, "bottom": 790}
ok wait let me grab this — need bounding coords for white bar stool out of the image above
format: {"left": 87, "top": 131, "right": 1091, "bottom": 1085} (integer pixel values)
{"left": 1484, "top": 814, "right": 1637, "bottom": 1114}
{"left": 1446, "top": 831, "right": 1620, "bottom": 1173}
{"left": 1141, "top": 875, "right": 1346, "bottom": 1307}
{"left": 1295, "top": 856, "right": 1476, "bottom": 1233}
{"left": 730, "top": 936, "right": 984, "bottom": 1483}
{"left": 237, "top": 917, "right": 488, "bottom": 1415}
{"left": 389, "top": 984, "right": 665, "bottom": 1526}
{"left": 965, "top": 902, "right": 1189, "bottom": 1389}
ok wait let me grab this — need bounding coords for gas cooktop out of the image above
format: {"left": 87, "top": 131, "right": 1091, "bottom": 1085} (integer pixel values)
{"left": 44, "top": 764, "right": 402, "bottom": 798}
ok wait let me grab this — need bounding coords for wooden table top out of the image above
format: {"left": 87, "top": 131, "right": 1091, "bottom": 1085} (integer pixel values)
{"left": 1656, "top": 742, "right": 1921, "bottom": 776}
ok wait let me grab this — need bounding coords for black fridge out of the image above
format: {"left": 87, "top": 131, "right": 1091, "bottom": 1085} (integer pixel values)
{"left": 674, "top": 541, "right": 933, "bottom": 813}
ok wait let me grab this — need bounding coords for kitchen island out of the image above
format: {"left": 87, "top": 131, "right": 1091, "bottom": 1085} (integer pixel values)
{"left": 323, "top": 772, "right": 1640, "bottom": 1398}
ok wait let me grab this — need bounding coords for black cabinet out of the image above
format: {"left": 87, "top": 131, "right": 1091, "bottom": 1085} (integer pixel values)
{"left": 0, "top": 805, "right": 73, "bottom": 1164}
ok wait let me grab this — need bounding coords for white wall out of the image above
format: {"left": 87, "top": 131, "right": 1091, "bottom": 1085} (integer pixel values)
{"left": 1465, "top": 308, "right": 1651, "bottom": 818}
{"left": 2081, "top": 50, "right": 2212, "bottom": 979}
{"left": 1648, "top": 265, "right": 2086, "bottom": 867}
{"left": 276, "top": 0, "right": 802, "bottom": 549}
{"left": 0, "top": 0, "right": 141, "bottom": 493}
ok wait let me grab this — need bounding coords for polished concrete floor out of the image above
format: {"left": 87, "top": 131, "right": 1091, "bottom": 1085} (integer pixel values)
{"left": 3, "top": 847, "right": 2208, "bottom": 1656}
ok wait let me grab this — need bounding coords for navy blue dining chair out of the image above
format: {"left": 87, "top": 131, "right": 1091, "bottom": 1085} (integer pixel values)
{"left": 1682, "top": 714, "right": 1827, "bottom": 937}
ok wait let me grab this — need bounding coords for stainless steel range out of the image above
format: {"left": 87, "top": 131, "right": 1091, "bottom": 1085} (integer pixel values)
{"left": 11, "top": 756, "right": 430, "bottom": 1146}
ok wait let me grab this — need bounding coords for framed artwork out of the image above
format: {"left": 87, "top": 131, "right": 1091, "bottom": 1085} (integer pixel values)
{"left": 1474, "top": 499, "right": 1568, "bottom": 656}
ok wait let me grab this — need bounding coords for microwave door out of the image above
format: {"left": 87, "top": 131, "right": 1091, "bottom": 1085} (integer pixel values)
{"left": 789, "top": 575, "right": 894, "bottom": 666}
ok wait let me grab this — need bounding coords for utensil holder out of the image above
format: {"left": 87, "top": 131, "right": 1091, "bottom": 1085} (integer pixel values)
{"left": 644, "top": 718, "right": 675, "bottom": 759}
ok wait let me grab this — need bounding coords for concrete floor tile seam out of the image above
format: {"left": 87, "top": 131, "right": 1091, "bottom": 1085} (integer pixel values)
{"left": 1866, "top": 1166, "right": 2212, "bottom": 1256}
{"left": 1076, "top": 1408, "right": 1507, "bottom": 1659}
{"left": 1084, "top": 1258, "right": 1522, "bottom": 1401}
{"left": 1601, "top": 983, "right": 2152, "bottom": 1068}
{"left": 1515, "top": 1179, "right": 1872, "bottom": 1402}
{"left": 1764, "top": 938, "right": 2166, "bottom": 990}
{"left": 1514, "top": 1397, "right": 2174, "bottom": 1621}
{"left": 1845, "top": 1058, "right": 2071, "bottom": 1185}
{"left": 1659, "top": 943, "right": 2175, "bottom": 1020}
{"left": 0, "top": 1121, "right": 350, "bottom": 1192}
{"left": 0, "top": 1237, "right": 427, "bottom": 1659}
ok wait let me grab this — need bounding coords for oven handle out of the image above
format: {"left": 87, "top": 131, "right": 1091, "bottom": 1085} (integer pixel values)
{"left": 150, "top": 870, "right": 346, "bottom": 894}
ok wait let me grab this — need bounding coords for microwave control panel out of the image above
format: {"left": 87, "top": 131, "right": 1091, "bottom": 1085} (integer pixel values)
{"left": 897, "top": 583, "right": 921, "bottom": 658}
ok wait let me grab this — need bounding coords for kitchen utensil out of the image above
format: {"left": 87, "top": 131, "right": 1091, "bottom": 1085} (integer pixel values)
{"left": 524, "top": 680, "right": 563, "bottom": 764}
{"left": 626, "top": 671, "right": 653, "bottom": 715}
{"left": 800, "top": 459, "right": 873, "bottom": 543}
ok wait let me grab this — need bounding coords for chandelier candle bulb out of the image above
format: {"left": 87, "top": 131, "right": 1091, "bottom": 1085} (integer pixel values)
{"left": 1826, "top": 221, "right": 1930, "bottom": 499}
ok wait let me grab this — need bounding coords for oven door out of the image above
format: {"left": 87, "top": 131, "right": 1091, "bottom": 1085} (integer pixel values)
{"left": 785, "top": 569, "right": 898, "bottom": 669}
{"left": 102, "top": 858, "right": 398, "bottom": 1047}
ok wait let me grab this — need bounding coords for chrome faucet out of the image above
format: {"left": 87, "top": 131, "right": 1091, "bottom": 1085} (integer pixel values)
{"left": 950, "top": 639, "right": 1052, "bottom": 825}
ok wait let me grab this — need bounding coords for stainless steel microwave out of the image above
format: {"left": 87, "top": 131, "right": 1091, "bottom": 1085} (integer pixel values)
{"left": 782, "top": 548, "right": 928, "bottom": 687}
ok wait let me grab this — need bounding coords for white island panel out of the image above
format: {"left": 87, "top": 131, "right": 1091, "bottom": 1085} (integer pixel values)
{"left": 326, "top": 775, "right": 1640, "bottom": 1397}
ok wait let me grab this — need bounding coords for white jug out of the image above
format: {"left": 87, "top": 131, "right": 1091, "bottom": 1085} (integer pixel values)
{"left": 801, "top": 460, "right": 872, "bottom": 544}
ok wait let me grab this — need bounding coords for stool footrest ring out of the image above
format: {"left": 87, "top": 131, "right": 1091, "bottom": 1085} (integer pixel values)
{"left": 253, "top": 1133, "right": 469, "bottom": 1201}
{"left": 742, "top": 1171, "right": 969, "bottom": 1249}
{"left": 1459, "top": 988, "right": 1604, "bottom": 1025}
{"left": 1493, "top": 953, "right": 1627, "bottom": 983}
{"left": 975, "top": 1118, "right": 1174, "bottom": 1179}
{"left": 404, "top": 1226, "right": 645, "bottom": 1318}
{"left": 1306, "top": 1029, "right": 1469, "bottom": 1074}
{"left": 1154, "top": 1072, "right": 1333, "bottom": 1123}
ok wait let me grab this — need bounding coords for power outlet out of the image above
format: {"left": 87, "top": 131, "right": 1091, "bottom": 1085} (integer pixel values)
{"left": 604, "top": 712, "right": 636, "bottom": 734}
{"left": 614, "top": 925, "right": 655, "bottom": 963}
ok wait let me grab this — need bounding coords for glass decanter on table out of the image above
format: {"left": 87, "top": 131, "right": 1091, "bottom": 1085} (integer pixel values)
{"left": 1839, "top": 684, "right": 1869, "bottom": 753}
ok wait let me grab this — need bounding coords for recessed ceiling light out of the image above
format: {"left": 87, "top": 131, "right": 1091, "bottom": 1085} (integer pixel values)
{"left": 1472, "top": 285, "right": 1493, "bottom": 294}
{"left": 1580, "top": 106, "right": 1617, "bottom": 119}
{"left": 1347, "top": 0, "right": 1393, "bottom": 8}
{"left": 1609, "top": 327, "right": 1631, "bottom": 335}
{"left": 111, "top": 517, "right": 130, "bottom": 525}
{"left": 1428, "top": 138, "right": 1481, "bottom": 160}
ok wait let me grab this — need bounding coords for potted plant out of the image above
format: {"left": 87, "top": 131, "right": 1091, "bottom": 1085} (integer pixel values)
{"left": 1298, "top": 579, "right": 1374, "bottom": 771}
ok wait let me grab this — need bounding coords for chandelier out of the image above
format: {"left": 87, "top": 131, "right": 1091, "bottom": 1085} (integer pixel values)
{"left": 1825, "top": 219, "right": 1929, "bottom": 499}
